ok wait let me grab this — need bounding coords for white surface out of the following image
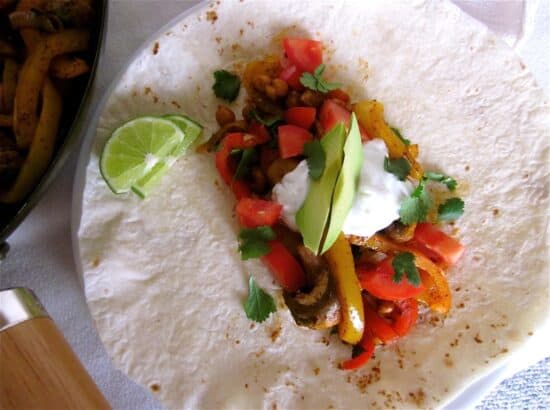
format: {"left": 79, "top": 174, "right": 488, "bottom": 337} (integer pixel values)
{"left": 1, "top": 1, "right": 548, "bottom": 409}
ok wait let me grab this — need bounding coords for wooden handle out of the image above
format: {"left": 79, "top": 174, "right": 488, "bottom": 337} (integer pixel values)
{"left": 0, "top": 317, "right": 111, "bottom": 410}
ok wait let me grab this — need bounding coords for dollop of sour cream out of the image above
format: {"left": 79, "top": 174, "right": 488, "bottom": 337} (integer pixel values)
{"left": 272, "top": 139, "right": 413, "bottom": 238}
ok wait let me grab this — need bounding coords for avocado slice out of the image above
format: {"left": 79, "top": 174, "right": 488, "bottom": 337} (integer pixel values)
{"left": 296, "top": 123, "right": 346, "bottom": 254}
{"left": 320, "top": 114, "right": 363, "bottom": 254}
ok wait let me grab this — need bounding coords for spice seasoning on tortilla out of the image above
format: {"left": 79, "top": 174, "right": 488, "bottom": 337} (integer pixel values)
{"left": 205, "top": 36, "right": 467, "bottom": 370}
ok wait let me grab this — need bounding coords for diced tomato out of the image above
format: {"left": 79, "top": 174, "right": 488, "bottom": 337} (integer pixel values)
{"left": 236, "top": 198, "right": 282, "bottom": 228}
{"left": 261, "top": 240, "right": 306, "bottom": 292}
{"left": 410, "top": 223, "right": 465, "bottom": 267}
{"left": 284, "top": 107, "right": 316, "bottom": 129}
{"left": 327, "top": 89, "right": 350, "bottom": 103}
{"left": 357, "top": 257, "right": 425, "bottom": 301}
{"left": 279, "top": 64, "right": 302, "bottom": 90}
{"left": 363, "top": 298, "right": 399, "bottom": 344}
{"left": 319, "top": 99, "right": 370, "bottom": 140}
{"left": 391, "top": 299, "right": 418, "bottom": 337}
{"left": 215, "top": 132, "right": 270, "bottom": 199}
{"left": 248, "top": 121, "right": 270, "bottom": 141}
{"left": 340, "top": 333, "right": 375, "bottom": 371}
{"left": 320, "top": 99, "right": 350, "bottom": 133}
{"left": 283, "top": 38, "right": 322, "bottom": 73}
{"left": 277, "top": 124, "right": 313, "bottom": 158}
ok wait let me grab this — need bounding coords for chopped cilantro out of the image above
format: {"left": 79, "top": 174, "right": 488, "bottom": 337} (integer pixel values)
{"left": 438, "top": 197, "right": 465, "bottom": 221}
{"left": 212, "top": 70, "right": 241, "bottom": 102}
{"left": 238, "top": 226, "right": 276, "bottom": 260}
{"left": 251, "top": 110, "right": 283, "bottom": 128}
{"left": 392, "top": 252, "right": 420, "bottom": 286}
{"left": 303, "top": 140, "right": 326, "bottom": 180}
{"left": 300, "top": 64, "right": 342, "bottom": 94}
{"left": 399, "top": 180, "right": 431, "bottom": 225}
{"left": 233, "top": 148, "right": 257, "bottom": 180}
{"left": 384, "top": 157, "right": 411, "bottom": 181}
{"left": 390, "top": 127, "right": 411, "bottom": 145}
{"left": 423, "top": 171, "right": 457, "bottom": 191}
{"left": 243, "top": 276, "right": 276, "bottom": 323}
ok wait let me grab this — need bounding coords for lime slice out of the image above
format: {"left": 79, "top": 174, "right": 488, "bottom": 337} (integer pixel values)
{"left": 164, "top": 114, "right": 203, "bottom": 155}
{"left": 100, "top": 116, "right": 184, "bottom": 194}
{"left": 131, "top": 160, "right": 172, "bottom": 199}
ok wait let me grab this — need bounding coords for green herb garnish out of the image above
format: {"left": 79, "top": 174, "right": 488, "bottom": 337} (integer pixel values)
{"left": 243, "top": 276, "right": 277, "bottom": 323}
{"left": 423, "top": 171, "right": 457, "bottom": 191}
{"left": 238, "top": 226, "right": 276, "bottom": 260}
{"left": 212, "top": 70, "right": 241, "bottom": 102}
{"left": 251, "top": 110, "right": 283, "bottom": 128}
{"left": 233, "top": 148, "right": 257, "bottom": 180}
{"left": 300, "top": 64, "right": 341, "bottom": 93}
{"left": 390, "top": 127, "right": 411, "bottom": 145}
{"left": 303, "top": 140, "right": 326, "bottom": 180}
{"left": 399, "top": 180, "right": 431, "bottom": 224}
{"left": 384, "top": 157, "right": 411, "bottom": 181}
{"left": 438, "top": 197, "right": 465, "bottom": 221}
{"left": 392, "top": 252, "right": 420, "bottom": 286}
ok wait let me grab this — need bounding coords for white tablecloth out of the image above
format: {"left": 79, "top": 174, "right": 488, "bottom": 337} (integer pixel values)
{"left": 1, "top": 1, "right": 548, "bottom": 409}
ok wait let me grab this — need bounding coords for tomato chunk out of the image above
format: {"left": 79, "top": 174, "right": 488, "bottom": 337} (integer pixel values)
{"left": 261, "top": 240, "right": 306, "bottom": 292}
{"left": 411, "top": 223, "right": 465, "bottom": 267}
{"left": 391, "top": 299, "right": 418, "bottom": 337}
{"left": 236, "top": 198, "right": 282, "bottom": 228}
{"left": 357, "top": 257, "right": 425, "bottom": 301}
{"left": 277, "top": 124, "right": 313, "bottom": 158}
{"left": 284, "top": 107, "right": 316, "bottom": 129}
{"left": 319, "top": 99, "right": 370, "bottom": 140}
{"left": 283, "top": 38, "right": 322, "bottom": 73}
{"left": 327, "top": 89, "right": 350, "bottom": 103}
{"left": 279, "top": 64, "right": 302, "bottom": 90}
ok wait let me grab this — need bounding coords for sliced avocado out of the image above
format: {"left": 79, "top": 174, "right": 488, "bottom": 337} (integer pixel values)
{"left": 320, "top": 114, "right": 363, "bottom": 254}
{"left": 296, "top": 123, "right": 346, "bottom": 254}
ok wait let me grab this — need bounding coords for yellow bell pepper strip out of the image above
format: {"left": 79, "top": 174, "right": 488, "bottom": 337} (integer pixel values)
{"left": 1, "top": 78, "right": 61, "bottom": 203}
{"left": 353, "top": 100, "right": 406, "bottom": 158}
{"left": 324, "top": 233, "right": 365, "bottom": 344}
{"left": 353, "top": 100, "right": 423, "bottom": 180}
{"left": 361, "top": 234, "right": 452, "bottom": 314}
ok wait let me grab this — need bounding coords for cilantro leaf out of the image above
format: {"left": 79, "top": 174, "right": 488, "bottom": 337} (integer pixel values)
{"left": 399, "top": 180, "right": 431, "bottom": 225}
{"left": 392, "top": 252, "right": 421, "bottom": 286}
{"left": 251, "top": 110, "right": 283, "bottom": 128}
{"left": 423, "top": 171, "right": 457, "bottom": 191}
{"left": 390, "top": 127, "right": 411, "bottom": 145}
{"left": 384, "top": 157, "right": 411, "bottom": 181}
{"left": 238, "top": 226, "right": 276, "bottom": 260}
{"left": 303, "top": 140, "right": 326, "bottom": 180}
{"left": 438, "top": 197, "right": 465, "bottom": 221}
{"left": 243, "top": 276, "right": 276, "bottom": 323}
{"left": 212, "top": 70, "right": 241, "bottom": 102}
{"left": 300, "top": 64, "right": 342, "bottom": 94}
{"left": 233, "top": 148, "right": 257, "bottom": 180}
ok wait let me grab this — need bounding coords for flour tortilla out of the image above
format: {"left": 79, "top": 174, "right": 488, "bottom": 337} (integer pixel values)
{"left": 75, "top": 0, "right": 549, "bottom": 408}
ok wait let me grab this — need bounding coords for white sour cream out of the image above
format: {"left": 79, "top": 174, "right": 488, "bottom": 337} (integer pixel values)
{"left": 272, "top": 139, "right": 413, "bottom": 238}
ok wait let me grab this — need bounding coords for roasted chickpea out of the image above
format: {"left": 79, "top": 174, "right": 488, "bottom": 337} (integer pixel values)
{"left": 253, "top": 74, "right": 271, "bottom": 92}
{"left": 265, "top": 84, "right": 278, "bottom": 100}
{"left": 215, "top": 105, "right": 236, "bottom": 126}
{"left": 286, "top": 90, "right": 301, "bottom": 108}
{"left": 300, "top": 90, "right": 324, "bottom": 107}
{"left": 272, "top": 78, "right": 288, "bottom": 97}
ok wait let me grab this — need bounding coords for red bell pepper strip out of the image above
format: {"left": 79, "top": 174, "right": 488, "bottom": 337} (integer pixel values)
{"left": 261, "top": 240, "right": 306, "bottom": 292}
{"left": 363, "top": 298, "right": 399, "bottom": 344}
{"left": 391, "top": 299, "right": 419, "bottom": 337}
{"left": 340, "top": 333, "right": 375, "bottom": 370}
{"left": 236, "top": 198, "right": 282, "bottom": 228}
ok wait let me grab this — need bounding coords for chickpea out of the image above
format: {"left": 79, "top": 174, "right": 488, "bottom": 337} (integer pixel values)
{"left": 215, "top": 105, "right": 236, "bottom": 126}
{"left": 253, "top": 74, "right": 271, "bottom": 92}
{"left": 272, "top": 78, "right": 288, "bottom": 97}
{"left": 286, "top": 90, "right": 301, "bottom": 108}
{"left": 300, "top": 90, "right": 324, "bottom": 107}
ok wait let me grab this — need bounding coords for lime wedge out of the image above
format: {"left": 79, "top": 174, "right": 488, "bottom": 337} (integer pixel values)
{"left": 164, "top": 114, "right": 203, "bottom": 155}
{"left": 100, "top": 116, "right": 184, "bottom": 194}
{"left": 131, "top": 160, "right": 172, "bottom": 199}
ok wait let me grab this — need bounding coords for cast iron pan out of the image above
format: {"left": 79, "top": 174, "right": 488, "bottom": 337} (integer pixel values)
{"left": 0, "top": 0, "right": 107, "bottom": 249}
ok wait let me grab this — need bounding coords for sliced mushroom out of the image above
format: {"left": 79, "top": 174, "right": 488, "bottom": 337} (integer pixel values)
{"left": 383, "top": 221, "right": 416, "bottom": 243}
{"left": 284, "top": 246, "right": 341, "bottom": 329}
